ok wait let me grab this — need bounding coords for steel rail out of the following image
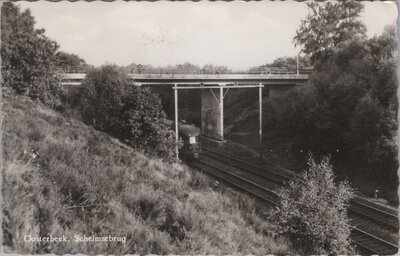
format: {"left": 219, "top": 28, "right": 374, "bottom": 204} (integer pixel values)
{"left": 203, "top": 147, "right": 398, "bottom": 233}
{"left": 198, "top": 147, "right": 399, "bottom": 255}
{"left": 350, "top": 225, "right": 399, "bottom": 255}
{"left": 202, "top": 146, "right": 399, "bottom": 231}
{"left": 203, "top": 146, "right": 399, "bottom": 233}
{"left": 191, "top": 159, "right": 279, "bottom": 205}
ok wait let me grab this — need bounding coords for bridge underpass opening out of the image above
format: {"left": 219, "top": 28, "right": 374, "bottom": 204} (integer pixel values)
{"left": 173, "top": 83, "right": 264, "bottom": 161}
{"left": 139, "top": 84, "right": 201, "bottom": 127}
{"left": 59, "top": 73, "right": 309, "bottom": 160}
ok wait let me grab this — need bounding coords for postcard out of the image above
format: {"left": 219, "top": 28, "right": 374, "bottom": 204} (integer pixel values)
{"left": 2, "top": 1, "right": 398, "bottom": 255}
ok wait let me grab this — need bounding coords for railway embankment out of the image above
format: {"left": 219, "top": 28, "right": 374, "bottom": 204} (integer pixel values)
{"left": 2, "top": 88, "right": 295, "bottom": 254}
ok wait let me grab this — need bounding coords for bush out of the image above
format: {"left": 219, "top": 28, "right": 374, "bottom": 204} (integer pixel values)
{"left": 29, "top": 73, "right": 64, "bottom": 109}
{"left": 80, "top": 65, "right": 177, "bottom": 161}
{"left": 271, "top": 154, "right": 354, "bottom": 255}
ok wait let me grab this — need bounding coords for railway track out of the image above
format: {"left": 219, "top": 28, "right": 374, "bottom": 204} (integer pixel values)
{"left": 351, "top": 227, "right": 398, "bottom": 255}
{"left": 192, "top": 147, "right": 399, "bottom": 255}
{"left": 190, "top": 159, "right": 280, "bottom": 205}
{"left": 202, "top": 147, "right": 399, "bottom": 231}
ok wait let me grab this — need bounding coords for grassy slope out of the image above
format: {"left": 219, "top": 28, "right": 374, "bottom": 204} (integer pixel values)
{"left": 2, "top": 88, "right": 293, "bottom": 255}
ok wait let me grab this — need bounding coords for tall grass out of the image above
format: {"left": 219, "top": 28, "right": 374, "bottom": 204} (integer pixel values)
{"left": 3, "top": 88, "right": 294, "bottom": 254}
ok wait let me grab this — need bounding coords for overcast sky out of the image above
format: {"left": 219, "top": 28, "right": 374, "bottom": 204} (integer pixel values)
{"left": 19, "top": 1, "right": 397, "bottom": 70}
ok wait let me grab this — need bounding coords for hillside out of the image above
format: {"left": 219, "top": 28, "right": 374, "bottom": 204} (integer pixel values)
{"left": 2, "top": 88, "right": 293, "bottom": 254}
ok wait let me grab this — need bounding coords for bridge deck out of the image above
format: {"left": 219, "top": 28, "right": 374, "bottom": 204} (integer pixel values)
{"left": 60, "top": 73, "right": 309, "bottom": 86}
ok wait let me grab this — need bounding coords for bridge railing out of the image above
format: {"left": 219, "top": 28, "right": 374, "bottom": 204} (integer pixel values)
{"left": 131, "top": 66, "right": 313, "bottom": 75}
{"left": 59, "top": 67, "right": 312, "bottom": 85}
{"left": 58, "top": 66, "right": 313, "bottom": 76}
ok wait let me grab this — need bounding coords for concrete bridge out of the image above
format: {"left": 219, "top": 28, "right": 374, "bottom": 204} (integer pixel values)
{"left": 60, "top": 73, "right": 309, "bottom": 158}
{"left": 61, "top": 73, "right": 309, "bottom": 98}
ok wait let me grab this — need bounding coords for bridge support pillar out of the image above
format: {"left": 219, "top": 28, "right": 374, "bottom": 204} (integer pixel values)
{"left": 201, "top": 88, "right": 224, "bottom": 141}
{"left": 268, "top": 84, "right": 296, "bottom": 98}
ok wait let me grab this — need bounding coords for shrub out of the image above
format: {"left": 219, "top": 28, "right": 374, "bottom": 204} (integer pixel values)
{"left": 80, "top": 65, "right": 177, "bottom": 161}
{"left": 271, "top": 154, "right": 354, "bottom": 255}
{"left": 29, "top": 73, "right": 64, "bottom": 109}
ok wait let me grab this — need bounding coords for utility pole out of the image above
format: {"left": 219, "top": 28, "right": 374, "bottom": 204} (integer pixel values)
{"left": 220, "top": 87, "right": 224, "bottom": 140}
{"left": 174, "top": 84, "right": 179, "bottom": 160}
{"left": 259, "top": 83, "right": 263, "bottom": 163}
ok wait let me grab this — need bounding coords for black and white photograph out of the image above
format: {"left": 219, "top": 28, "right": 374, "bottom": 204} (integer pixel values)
{"left": 1, "top": 1, "right": 399, "bottom": 255}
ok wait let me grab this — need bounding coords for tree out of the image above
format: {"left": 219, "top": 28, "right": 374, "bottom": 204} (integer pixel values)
{"left": 247, "top": 55, "right": 311, "bottom": 75}
{"left": 174, "top": 62, "right": 202, "bottom": 74}
{"left": 55, "top": 51, "right": 88, "bottom": 73}
{"left": 122, "top": 87, "right": 178, "bottom": 161}
{"left": 294, "top": 1, "right": 366, "bottom": 62}
{"left": 367, "top": 25, "right": 398, "bottom": 108}
{"left": 202, "top": 64, "right": 231, "bottom": 74}
{"left": 272, "top": 155, "right": 354, "bottom": 255}
{"left": 80, "top": 65, "right": 178, "bottom": 161}
{"left": 80, "top": 65, "right": 131, "bottom": 133}
{"left": 349, "top": 96, "right": 391, "bottom": 151}
{"left": 267, "top": 56, "right": 311, "bottom": 70}
{"left": 1, "top": 2, "right": 59, "bottom": 94}
{"left": 261, "top": 24, "right": 397, "bottom": 202}
{"left": 348, "top": 95, "right": 398, "bottom": 197}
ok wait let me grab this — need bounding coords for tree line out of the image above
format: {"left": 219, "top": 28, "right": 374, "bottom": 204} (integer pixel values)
{"left": 265, "top": 1, "right": 397, "bottom": 203}
{"left": 245, "top": 2, "right": 397, "bottom": 253}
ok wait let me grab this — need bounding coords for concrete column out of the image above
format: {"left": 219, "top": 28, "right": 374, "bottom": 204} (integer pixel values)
{"left": 201, "top": 88, "right": 224, "bottom": 141}
{"left": 259, "top": 84, "right": 263, "bottom": 162}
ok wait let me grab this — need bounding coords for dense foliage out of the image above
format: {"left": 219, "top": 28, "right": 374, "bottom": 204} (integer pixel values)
{"left": 1, "top": 2, "right": 62, "bottom": 107}
{"left": 122, "top": 62, "right": 231, "bottom": 74}
{"left": 226, "top": 1, "right": 397, "bottom": 204}
{"left": 248, "top": 56, "right": 311, "bottom": 73}
{"left": 54, "top": 51, "right": 91, "bottom": 73}
{"left": 80, "top": 65, "right": 178, "bottom": 161}
{"left": 294, "top": 1, "right": 366, "bottom": 62}
{"left": 261, "top": 2, "right": 398, "bottom": 202}
{"left": 272, "top": 155, "right": 354, "bottom": 255}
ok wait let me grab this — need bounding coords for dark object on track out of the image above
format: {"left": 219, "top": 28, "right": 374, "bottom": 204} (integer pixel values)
{"left": 164, "top": 119, "right": 201, "bottom": 159}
